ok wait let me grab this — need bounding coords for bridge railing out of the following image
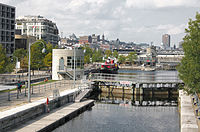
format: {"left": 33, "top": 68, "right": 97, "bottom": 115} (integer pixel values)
{"left": 90, "top": 73, "right": 182, "bottom": 83}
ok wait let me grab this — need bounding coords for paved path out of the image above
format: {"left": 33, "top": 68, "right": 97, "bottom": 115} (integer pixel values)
{"left": 0, "top": 80, "right": 82, "bottom": 112}
{"left": 179, "top": 90, "right": 198, "bottom": 132}
{"left": 11, "top": 100, "right": 94, "bottom": 132}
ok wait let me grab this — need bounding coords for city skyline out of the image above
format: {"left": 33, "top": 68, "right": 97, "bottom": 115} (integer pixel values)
{"left": 1, "top": 0, "right": 200, "bottom": 46}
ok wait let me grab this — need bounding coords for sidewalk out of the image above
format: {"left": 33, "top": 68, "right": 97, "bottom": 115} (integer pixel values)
{"left": 179, "top": 90, "right": 198, "bottom": 132}
{"left": 0, "top": 80, "right": 81, "bottom": 112}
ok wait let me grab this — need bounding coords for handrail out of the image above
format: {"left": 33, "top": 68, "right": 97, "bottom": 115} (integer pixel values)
{"left": 90, "top": 73, "right": 182, "bottom": 83}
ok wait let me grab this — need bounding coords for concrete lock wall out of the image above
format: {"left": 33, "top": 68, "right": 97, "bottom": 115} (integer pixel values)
{"left": 0, "top": 90, "right": 80, "bottom": 132}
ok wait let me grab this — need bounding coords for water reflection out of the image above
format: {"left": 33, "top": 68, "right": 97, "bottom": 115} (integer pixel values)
{"left": 53, "top": 70, "right": 179, "bottom": 132}
{"left": 53, "top": 94, "right": 179, "bottom": 132}
{"left": 94, "top": 91, "right": 178, "bottom": 107}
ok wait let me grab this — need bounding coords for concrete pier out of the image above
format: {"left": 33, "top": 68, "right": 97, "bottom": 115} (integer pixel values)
{"left": 179, "top": 90, "right": 198, "bottom": 132}
{"left": 12, "top": 100, "right": 94, "bottom": 132}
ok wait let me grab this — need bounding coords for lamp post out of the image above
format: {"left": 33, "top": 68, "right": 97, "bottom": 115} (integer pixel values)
{"left": 28, "top": 41, "right": 46, "bottom": 102}
{"left": 73, "top": 46, "right": 76, "bottom": 89}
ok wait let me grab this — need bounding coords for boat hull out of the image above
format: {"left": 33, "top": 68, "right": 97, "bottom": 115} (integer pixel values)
{"left": 99, "top": 68, "right": 118, "bottom": 74}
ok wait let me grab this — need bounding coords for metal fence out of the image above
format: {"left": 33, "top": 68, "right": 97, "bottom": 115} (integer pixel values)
{"left": 0, "top": 72, "right": 51, "bottom": 84}
{"left": 91, "top": 73, "right": 182, "bottom": 83}
{"left": 0, "top": 80, "right": 85, "bottom": 105}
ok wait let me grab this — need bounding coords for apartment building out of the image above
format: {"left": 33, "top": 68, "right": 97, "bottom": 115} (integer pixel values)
{"left": 0, "top": 3, "right": 15, "bottom": 56}
{"left": 16, "top": 15, "right": 59, "bottom": 46}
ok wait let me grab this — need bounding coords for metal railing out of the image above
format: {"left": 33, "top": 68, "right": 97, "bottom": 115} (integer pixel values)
{"left": 194, "top": 92, "right": 200, "bottom": 116}
{"left": 90, "top": 73, "right": 182, "bottom": 83}
{"left": 0, "top": 72, "right": 51, "bottom": 85}
{"left": 0, "top": 79, "right": 86, "bottom": 106}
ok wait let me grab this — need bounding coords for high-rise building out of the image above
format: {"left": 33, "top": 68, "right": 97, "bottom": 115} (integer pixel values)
{"left": 162, "top": 34, "right": 170, "bottom": 48}
{"left": 15, "top": 15, "right": 59, "bottom": 46}
{"left": 0, "top": 3, "right": 15, "bottom": 56}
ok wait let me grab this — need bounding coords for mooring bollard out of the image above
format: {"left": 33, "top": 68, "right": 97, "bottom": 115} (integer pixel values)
{"left": 46, "top": 97, "right": 50, "bottom": 113}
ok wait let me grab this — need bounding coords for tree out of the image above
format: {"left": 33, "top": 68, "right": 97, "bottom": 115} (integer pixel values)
{"left": 83, "top": 46, "right": 93, "bottom": 64}
{"left": 84, "top": 55, "right": 90, "bottom": 64}
{"left": 44, "top": 52, "right": 52, "bottom": 70}
{"left": 118, "top": 55, "right": 126, "bottom": 64}
{"left": 105, "top": 50, "right": 112, "bottom": 59}
{"left": 30, "top": 41, "right": 46, "bottom": 74}
{"left": 177, "top": 12, "right": 200, "bottom": 94}
{"left": 126, "top": 52, "right": 137, "bottom": 65}
{"left": 92, "top": 49, "right": 103, "bottom": 62}
{"left": 13, "top": 48, "right": 27, "bottom": 61}
{"left": 113, "top": 50, "right": 119, "bottom": 59}
{"left": 21, "top": 56, "right": 28, "bottom": 71}
{"left": 46, "top": 42, "right": 53, "bottom": 54}
{"left": 0, "top": 44, "right": 7, "bottom": 73}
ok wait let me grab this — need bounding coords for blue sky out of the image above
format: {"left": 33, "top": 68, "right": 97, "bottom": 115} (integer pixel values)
{"left": 1, "top": 0, "right": 200, "bottom": 46}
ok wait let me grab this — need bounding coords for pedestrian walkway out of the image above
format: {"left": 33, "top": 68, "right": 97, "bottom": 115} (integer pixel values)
{"left": 0, "top": 80, "right": 81, "bottom": 112}
{"left": 11, "top": 100, "right": 94, "bottom": 132}
{"left": 179, "top": 90, "right": 198, "bottom": 132}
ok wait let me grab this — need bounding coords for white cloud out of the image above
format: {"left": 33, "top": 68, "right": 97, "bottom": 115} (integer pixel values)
{"left": 156, "top": 24, "right": 186, "bottom": 35}
{"left": 0, "top": 0, "right": 197, "bottom": 45}
{"left": 126, "top": 0, "right": 200, "bottom": 8}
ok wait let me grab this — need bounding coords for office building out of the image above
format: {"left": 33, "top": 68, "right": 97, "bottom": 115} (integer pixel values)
{"left": 16, "top": 15, "right": 59, "bottom": 46}
{"left": 0, "top": 3, "right": 15, "bottom": 56}
{"left": 162, "top": 34, "right": 170, "bottom": 48}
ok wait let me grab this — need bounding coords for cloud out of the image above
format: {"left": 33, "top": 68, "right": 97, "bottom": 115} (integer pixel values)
{"left": 156, "top": 24, "right": 186, "bottom": 35}
{"left": 0, "top": 0, "right": 197, "bottom": 45}
{"left": 126, "top": 0, "right": 200, "bottom": 8}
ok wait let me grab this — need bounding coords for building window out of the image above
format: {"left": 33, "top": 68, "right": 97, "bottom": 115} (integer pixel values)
{"left": 59, "top": 57, "right": 64, "bottom": 70}
{"left": 67, "top": 56, "right": 72, "bottom": 68}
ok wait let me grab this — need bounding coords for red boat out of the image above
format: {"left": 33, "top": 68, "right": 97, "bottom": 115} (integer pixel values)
{"left": 100, "top": 58, "right": 119, "bottom": 74}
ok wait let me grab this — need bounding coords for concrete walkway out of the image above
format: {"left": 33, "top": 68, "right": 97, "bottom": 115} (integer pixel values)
{"left": 11, "top": 100, "right": 94, "bottom": 132}
{"left": 0, "top": 80, "right": 81, "bottom": 112}
{"left": 179, "top": 90, "right": 198, "bottom": 132}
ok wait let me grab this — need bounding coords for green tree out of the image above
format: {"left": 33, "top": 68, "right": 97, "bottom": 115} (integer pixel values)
{"left": 44, "top": 52, "right": 52, "bottom": 70}
{"left": 118, "top": 55, "right": 126, "bottom": 64}
{"left": 13, "top": 48, "right": 27, "bottom": 61}
{"left": 46, "top": 42, "right": 53, "bottom": 54}
{"left": 30, "top": 41, "right": 46, "bottom": 74}
{"left": 126, "top": 52, "right": 137, "bottom": 64}
{"left": 21, "top": 56, "right": 28, "bottom": 71}
{"left": 92, "top": 49, "right": 103, "bottom": 62}
{"left": 113, "top": 50, "right": 119, "bottom": 59}
{"left": 83, "top": 46, "right": 93, "bottom": 64}
{"left": 105, "top": 50, "right": 112, "bottom": 59}
{"left": 0, "top": 44, "right": 7, "bottom": 73}
{"left": 178, "top": 12, "right": 200, "bottom": 94}
{"left": 84, "top": 55, "right": 90, "bottom": 64}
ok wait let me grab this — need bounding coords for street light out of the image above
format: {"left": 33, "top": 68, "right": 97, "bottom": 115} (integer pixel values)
{"left": 73, "top": 46, "right": 76, "bottom": 89}
{"left": 28, "top": 41, "right": 46, "bottom": 102}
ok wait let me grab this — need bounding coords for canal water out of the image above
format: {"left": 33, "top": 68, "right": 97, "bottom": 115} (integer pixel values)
{"left": 53, "top": 70, "right": 180, "bottom": 132}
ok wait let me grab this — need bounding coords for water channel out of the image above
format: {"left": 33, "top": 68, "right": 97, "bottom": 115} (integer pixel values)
{"left": 53, "top": 70, "right": 180, "bottom": 132}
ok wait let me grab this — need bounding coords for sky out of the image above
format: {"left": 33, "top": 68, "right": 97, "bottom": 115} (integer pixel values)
{"left": 1, "top": 0, "right": 200, "bottom": 46}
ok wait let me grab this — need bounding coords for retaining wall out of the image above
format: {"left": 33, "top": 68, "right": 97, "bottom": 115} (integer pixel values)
{"left": 0, "top": 89, "right": 81, "bottom": 132}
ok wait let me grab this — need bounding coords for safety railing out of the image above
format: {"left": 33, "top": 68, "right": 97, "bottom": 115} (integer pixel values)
{"left": 0, "top": 80, "right": 84, "bottom": 104}
{"left": 90, "top": 73, "right": 182, "bottom": 83}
